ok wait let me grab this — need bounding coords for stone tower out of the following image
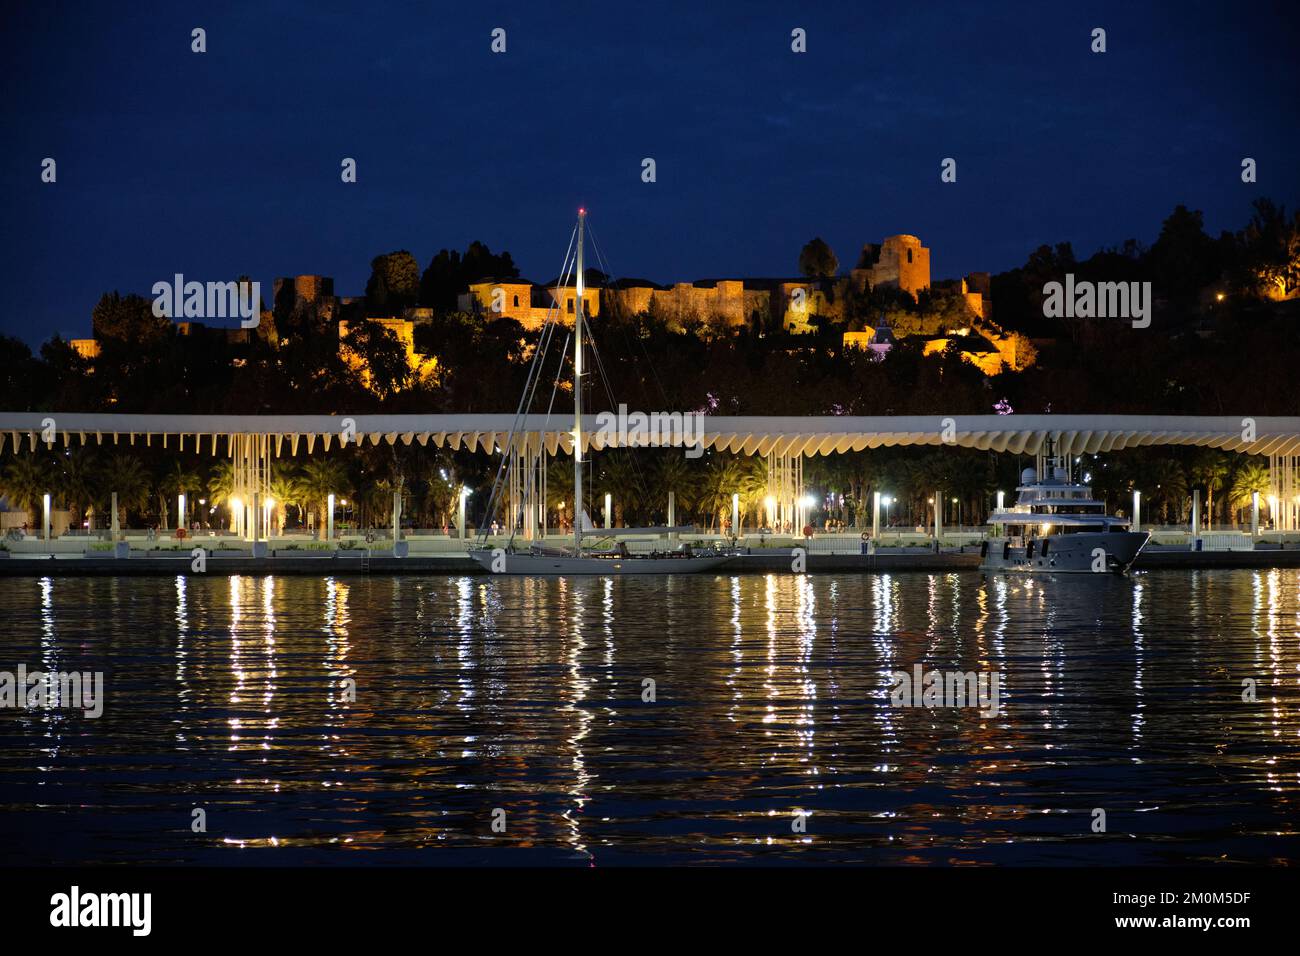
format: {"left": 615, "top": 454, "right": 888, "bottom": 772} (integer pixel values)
{"left": 851, "top": 235, "right": 931, "bottom": 299}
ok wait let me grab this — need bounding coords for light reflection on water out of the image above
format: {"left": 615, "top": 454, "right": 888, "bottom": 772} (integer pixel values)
{"left": 1, "top": 570, "right": 1298, "bottom": 865}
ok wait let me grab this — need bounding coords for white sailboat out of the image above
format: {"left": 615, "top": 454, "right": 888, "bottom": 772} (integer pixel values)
{"left": 469, "top": 210, "right": 731, "bottom": 576}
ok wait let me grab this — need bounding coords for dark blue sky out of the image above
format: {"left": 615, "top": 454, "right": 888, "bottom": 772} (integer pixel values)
{"left": 3, "top": 0, "right": 1297, "bottom": 346}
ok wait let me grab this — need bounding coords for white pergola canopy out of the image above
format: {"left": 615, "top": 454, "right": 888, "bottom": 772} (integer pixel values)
{"left": 1, "top": 413, "right": 1298, "bottom": 458}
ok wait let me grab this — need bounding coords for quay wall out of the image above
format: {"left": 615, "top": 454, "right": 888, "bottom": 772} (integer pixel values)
{"left": 5, "top": 549, "right": 1300, "bottom": 576}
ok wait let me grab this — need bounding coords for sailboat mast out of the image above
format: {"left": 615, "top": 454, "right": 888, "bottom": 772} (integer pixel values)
{"left": 573, "top": 209, "right": 585, "bottom": 554}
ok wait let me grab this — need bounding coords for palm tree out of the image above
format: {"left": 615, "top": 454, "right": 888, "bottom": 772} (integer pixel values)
{"left": 1188, "top": 449, "right": 1230, "bottom": 529}
{"left": 596, "top": 452, "right": 643, "bottom": 527}
{"left": 951, "top": 452, "right": 996, "bottom": 527}
{"left": 654, "top": 453, "right": 700, "bottom": 527}
{"left": 206, "top": 461, "right": 236, "bottom": 530}
{"left": 159, "top": 460, "right": 201, "bottom": 529}
{"left": 0, "top": 455, "right": 53, "bottom": 528}
{"left": 906, "top": 452, "right": 954, "bottom": 529}
{"left": 57, "top": 448, "right": 100, "bottom": 531}
{"left": 545, "top": 458, "right": 574, "bottom": 531}
{"left": 299, "top": 457, "right": 351, "bottom": 531}
{"left": 1227, "top": 459, "right": 1271, "bottom": 527}
{"left": 733, "top": 455, "right": 767, "bottom": 529}
{"left": 412, "top": 456, "right": 457, "bottom": 530}
{"left": 356, "top": 447, "right": 406, "bottom": 530}
{"left": 1088, "top": 455, "right": 1132, "bottom": 514}
{"left": 702, "top": 453, "right": 752, "bottom": 532}
{"left": 879, "top": 458, "right": 918, "bottom": 526}
{"left": 1146, "top": 457, "right": 1189, "bottom": 524}
{"left": 806, "top": 454, "right": 855, "bottom": 525}
{"left": 101, "top": 454, "right": 151, "bottom": 528}
{"left": 268, "top": 461, "right": 305, "bottom": 533}
{"left": 842, "top": 451, "right": 877, "bottom": 527}
{"left": 207, "top": 461, "right": 234, "bottom": 506}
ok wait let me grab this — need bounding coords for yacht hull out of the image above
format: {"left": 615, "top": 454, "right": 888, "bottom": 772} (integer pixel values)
{"left": 979, "top": 531, "right": 1149, "bottom": 574}
{"left": 468, "top": 549, "right": 730, "bottom": 575}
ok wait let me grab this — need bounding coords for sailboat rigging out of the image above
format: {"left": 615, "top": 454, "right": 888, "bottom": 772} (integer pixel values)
{"left": 468, "top": 209, "right": 731, "bottom": 575}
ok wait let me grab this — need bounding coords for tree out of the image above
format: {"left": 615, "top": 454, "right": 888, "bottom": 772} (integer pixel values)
{"left": 798, "top": 238, "right": 839, "bottom": 278}
{"left": 1146, "top": 457, "right": 1189, "bottom": 523}
{"left": 298, "top": 458, "right": 351, "bottom": 530}
{"left": 1149, "top": 205, "right": 1217, "bottom": 312}
{"left": 419, "top": 241, "right": 520, "bottom": 312}
{"left": 91, "top": 291, "right": 171, "bottom": 344}
{"left": 595, "top": 452, "right": 644, "bottom": 527}
{"left": 268, "top": 461, "right": 304, "bottom": 533}
{"left": 88, "top": 292, "right": 177, "bottom": 411}
{"left": 1023, "top": 242, "right": 1079, "bottom": 339}
{"left": 412, "top": 455, "right": 459, "bottom": 529}
{"left": 341, "top": 321, "right": 413, "bottom": 398}
{"left": 1187, "top": 449, "right": 1230, "bottom": 527}
{"left": 365, "top": 251, "right": 421, "bottom": 316}
{"left": 655, "top": 453, "right": 700, "bottom": 525}
{"left": 0, "top": 455, "right": 53, "bottom": 527}
{"left": 58, "top": 448, "right": 101, "bottom": 530}
{"left": 100, "top": 454, "right": 151, "bottom": 527}
{"left": 206, "top": 461, "right": 235, "bottom": 517}
{"left": 1227, "top": 459, "right": 1270, "bottom": 526}
{"left": 1240, "top": 199, "right": 1300, "bottom": 300}
{"left": 39, "top": 337, "right": 101, "bottom": 410}
{"left": 158, "top": 460, "right": 201, "bottom": 528}
{"left": 545, "top": 458, "right": 575, "bottom": 530}
{"left": 699, "top": 453, "right": 764, "bottom": 532}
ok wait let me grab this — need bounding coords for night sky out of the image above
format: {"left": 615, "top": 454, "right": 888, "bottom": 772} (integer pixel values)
{"left": 3, "top": 0, "right": 1297, "bottom": 346}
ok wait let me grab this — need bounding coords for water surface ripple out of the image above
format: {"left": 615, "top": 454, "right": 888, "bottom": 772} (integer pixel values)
{"left": 1, "top": 570, "right": 1297, "bottom": 865}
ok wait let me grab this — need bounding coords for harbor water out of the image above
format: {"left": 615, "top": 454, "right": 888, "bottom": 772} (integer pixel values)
{"left": 1, "top": 570, "right": 1297, "bottom": 865}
